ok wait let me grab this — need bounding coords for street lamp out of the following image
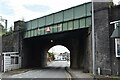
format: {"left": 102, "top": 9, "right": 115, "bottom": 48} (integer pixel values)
{"left": 51, "top": 40, "right": 53, "bottom": 43}
{"left": 110, "top": 20, "right": 120, "bottom": 38}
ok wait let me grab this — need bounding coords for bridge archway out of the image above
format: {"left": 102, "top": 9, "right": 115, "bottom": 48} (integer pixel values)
{"left": 23, "top": 28, "right": 91, "bottom": 72}
{"left": 47, "top": 45, "right": 70, "bottom": 67}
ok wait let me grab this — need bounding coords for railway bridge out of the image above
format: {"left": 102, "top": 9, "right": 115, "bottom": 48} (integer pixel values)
{"left": 2, "top": 1, "right": 120, "bottom": 75}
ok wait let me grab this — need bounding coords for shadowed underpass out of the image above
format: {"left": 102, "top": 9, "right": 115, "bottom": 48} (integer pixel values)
{"left": 22, "top": 28, "right": 91, "bottom": 73}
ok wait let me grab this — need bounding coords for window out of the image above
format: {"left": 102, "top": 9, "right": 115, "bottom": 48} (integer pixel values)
{"left": 115, "top": 39, "right": 120, "bottom": 57}
{"left": 5, "top": 54, "right": 10, "bottom": 56}
{"left": 11, "top": 56, "right": 19, "bottom": 64}
{"left": 15, "top": 57, "right": 19, "bottom": 64}
{"left": 11, "top": 57, "right": 14, "bottom": 64}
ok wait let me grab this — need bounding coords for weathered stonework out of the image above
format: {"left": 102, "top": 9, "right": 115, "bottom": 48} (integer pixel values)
{"left": 2, "top": 21, "right": 24, "bottom": 53}
{"left": 0, "top": 21, "right": 24, "bottom": 71}
{"left": 94, "top": 2, "right": 120, "bottom": 75}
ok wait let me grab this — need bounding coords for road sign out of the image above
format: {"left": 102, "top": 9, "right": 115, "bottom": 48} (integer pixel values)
{"left": 45, "top": 27, "right": 51, "bottom": 32}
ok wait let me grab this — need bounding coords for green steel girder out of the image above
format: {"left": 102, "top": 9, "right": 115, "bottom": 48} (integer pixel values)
{"left": 24, "top": 2, "right": 92, "bottom": 38}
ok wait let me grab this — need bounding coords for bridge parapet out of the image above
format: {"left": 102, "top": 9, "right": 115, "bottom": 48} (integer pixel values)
{"left": 24, "top": 2, "right": 92, "bottom": 38}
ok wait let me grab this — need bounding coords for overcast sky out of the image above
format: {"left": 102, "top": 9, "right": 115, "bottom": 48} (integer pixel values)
{"left": 48, "top": 45, "right": 70, "bottom": 54}
{"left": 0, "top": 0, "right": 119, "bottom": 28}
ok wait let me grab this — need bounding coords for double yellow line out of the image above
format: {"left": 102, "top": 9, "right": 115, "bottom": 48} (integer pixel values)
{"left": 65, "top": 67, "right": 72, "bottom": 80}
{"left": 65, "top": 71, "right": 72, "bottom": 80}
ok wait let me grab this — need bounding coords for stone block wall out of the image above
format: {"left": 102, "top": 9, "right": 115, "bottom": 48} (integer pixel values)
{"left": 94, "top": 2, "right": 120, "bottom": 75}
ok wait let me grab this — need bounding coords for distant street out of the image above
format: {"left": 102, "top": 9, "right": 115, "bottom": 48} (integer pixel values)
{"left": 2, "top": 61, "right": 71, "bottom": 79}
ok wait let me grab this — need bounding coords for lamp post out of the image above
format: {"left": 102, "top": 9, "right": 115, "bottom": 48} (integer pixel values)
{"left": 91, "top": 0, "right": 96, "bottom": 76}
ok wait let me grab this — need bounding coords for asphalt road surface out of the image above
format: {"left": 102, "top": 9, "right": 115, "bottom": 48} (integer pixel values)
{"left": 2, "top": 61, "right": 71, "bottom": 80}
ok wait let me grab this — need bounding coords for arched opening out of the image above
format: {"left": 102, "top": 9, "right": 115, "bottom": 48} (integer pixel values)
{"left": 22, "top": 28, "right": 90, "bottom": 72}
{"left": 47, "top": 45, "right": 70, "bottom": 68}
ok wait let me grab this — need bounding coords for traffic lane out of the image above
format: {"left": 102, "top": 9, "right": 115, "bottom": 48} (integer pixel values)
{"left": 47, "top": 61, "right": 69, "bottom": 68}
{"left": 8, "top": 67, "right": 67, "bottom": 78}
{"left": 7, "top": 61, "right": 70, "bottom": 78}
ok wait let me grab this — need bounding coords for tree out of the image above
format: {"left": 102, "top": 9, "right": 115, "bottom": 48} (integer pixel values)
{"left": 48, "top": 52, "right": 55, "bottom": 61}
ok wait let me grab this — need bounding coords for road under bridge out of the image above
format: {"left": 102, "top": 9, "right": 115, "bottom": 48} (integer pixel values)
{"left": 23, "top": 28, "right": 91, "bottom": 73}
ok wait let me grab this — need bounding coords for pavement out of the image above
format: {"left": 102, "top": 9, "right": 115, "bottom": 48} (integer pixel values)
{"left": 67, "top": 68, "right": 120, "bottom": 80}
{"left": 1, "top": 69, "right": 31, "bottom": 78}
{"left": 0, "top": 72, "right": 4, "bottom": 78}
{"left": 66, "top": 68, "right": 93, "bottom": 79}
